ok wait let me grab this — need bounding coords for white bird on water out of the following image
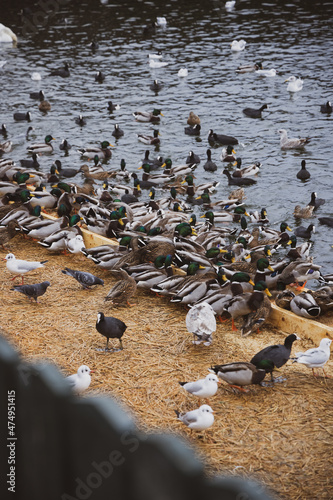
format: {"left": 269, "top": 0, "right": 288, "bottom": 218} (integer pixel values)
{"left": 149, "top": 59, "right": 169, "bottom": 68}
{"left": 278, "top": 129, "right": 310, "bottom": 150}
{"left": 175, "top": 404, "right": 214, "bottom": 431}
{"left": 0, "top": 24, "right": 17, "bottom": 43}
{"left": 225, "top": 1, "right": 236, "bottom": 11}
{"left": 178, "top": 67, "right": 188, "bottom": 77}
{"left": 285, "top": 75, "right": 303, "bottom": 92}
{"left": 65, "top": 365, "right": 94, "bottom": 393}
{"left": 179, "top": 373, "right": 220, "bottom": 400}
{"left": 230, "top": 39, "right": 246, "bottom": 52}
{"left": 3, "top": 253, "right": 48, "bottom": 284}
{"left": 256, "top": 68, "right": 276, "bottom": 77}
{"left": 293, "top": 338, "right": 332, "bottom": 377}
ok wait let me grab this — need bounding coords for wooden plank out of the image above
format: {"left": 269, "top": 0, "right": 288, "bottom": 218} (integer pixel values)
{"left": 42, "top": 212, "right": 119, "bottom": 248}
{"left": 41, "top": 213, "right": 333, "bottom": 343}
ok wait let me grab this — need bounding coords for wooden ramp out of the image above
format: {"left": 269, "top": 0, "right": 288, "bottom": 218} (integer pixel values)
{"left": 43, "top": 213, "right": 333, "bottom": 344}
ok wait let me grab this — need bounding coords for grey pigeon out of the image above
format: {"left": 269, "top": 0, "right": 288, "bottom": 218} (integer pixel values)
{"left": 62, "top": 267, "right": 104, "bottom": 289}
{"left": 11, "top": 281, "right": 51, "bottom": 302}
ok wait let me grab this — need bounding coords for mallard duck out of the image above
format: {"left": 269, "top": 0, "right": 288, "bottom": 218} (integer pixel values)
{"left": 223, "top": 168, "right": 256, "bottom": 186}
{"left": 294, "top": 223, "right": 315, "bottom": 239}
{"left": 104, "top": 268, "right": 137, "bottom": 306}
{"left": 133, "top": 109, "right": 163, "bottom": 122}
{"left": 240, "top": 281, "right": 272, "bottom": 337}
{"left": 278, "top": 129, "right": 310, "bottom": 149}
{"left": 0, "top": 23, "right": 17, "bottom": 43}
{"left": 161, "top": 158, "right": 195, "bottom": 178}
{"left": 293, "top": 204, "right": 314, "bottom": 219}
{"left": 187, "top": 111, "right": 200, "bottom": 126}
{"left": 208, "top": 129, "right": 238, "bottom": 146}
{"left": 320, "top": 101, "right": 332, "bottom": 114}
{"left": 292, "top": 338, "right": 332, "bottom": 378}
{"left": 210, "top": 361, "right": 270, "bottom": 392}
{"left": 38, "top": 217, "right": 82, "bottom": 252}
{"left": 250, "top": 333, "right": 300, "bottom": 382}
{"left": 27, "top": 135, "right": 55, "bottom": 154}
{"left": 21, "top": 215, "right": 69, "bottom": 240}
{"left": 203, "top": 149, "right": 217, "bottom": 172}
{"left": 236, "top": 61, "right": 263, "bottom": 73}
{"left": 77, "top": 141, "right": 113, "bottom": 160}
{"left": 185, "top": 301, "right": 216, "bottom": 345}
{"left": 287, "top": 235, "right": 311, "bottom": 260}
{"left": 131, "top": 255, "right": 173, "bottom": 289}
{"left": 137, "top": 129, "right": 160, "bottom": 145}
{"left": 220, "top": 145, "right": 236, "bottom": 162}
{"left": 232, "top": 158, "right": 261, "bottom": 177}
{"left": 38, "top": 100, "right": 51, "bottom": 112}
{"left": 29, "top": 187, "right": 62, "bottom": 209}
{"left": 307, "top": 191, "right": 325, "bottom": 209}
{"left": 201, "top": 207, "right": 249, "bottom": 225}
{"left": 0, "top": 141, "right": 12, "bottom": 154}
{"left": 259, "top": 222, "right": 291, "bottom": 240}
{"left": 285, "top": 75, "right": 303, "bottom": 92}
{"left": 243, "top": 104, "right": 268, "bottom": 118}
{"left": 290, "top": 291, "right": 321, "bottom": 318}
{"left": 79, "top": 163, "right": 114, "bottom": 180}
{"left": 184, "top": 124, "right": 201, "bottom": 136}
{"left": 0, "top": 220, "right": 21, "bottom": 249}
{"left": 49, "top": 62, "right": 70, "bottom": 77}
{"left": 150, "top": 261, "right": 204, "bottom": 296}
{"left": 278, "top": 259, "right": 321, "bottom": 288}
{"left": 296, "top": 160, "right": 310, "bottom": 180}
{"left": 230, "top": 39, "right": 246, "bottom": 52}
{"left": 311, "top": 287, "right": 333, "bottom": 314}
{"left": 275, "top": 289, "right": 296, "bottom": 310}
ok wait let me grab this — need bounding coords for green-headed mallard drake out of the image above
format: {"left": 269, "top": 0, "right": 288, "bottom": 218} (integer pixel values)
{"left": 137, "top": 129, "right": 160, "bottom": 145}
{"left": 210, "top": 360, "right": 271, "bottom": 392}
{"left": 279, "top": 259, "right": 321, "bottom": 289}
{"left": 139, "top": 162, "right": 175, "bottom": 185}
{"left": 200, "top": 207, "right": 249, "bottom": 225}
{"left": 250, "top": 333, "right": 300, "bottom": 382}
{"left": 220, "top": 145, "right": 237, "bottom": 163}
{"left": 104, "top": 268, "right": 137, "bottom": 306}
{"left": 236, "top": 61, "right": 263, "bottom": 73}
{"left": 290, "top": 291, "right": 321, "bottom": 318}
{"left": 131, "top": 255, "right": 174, "bottom": 289}
{"left": 259, "top": 221, "right": 292, "bottom": 240}
{"left": 161, "top": 158, "right": 196, "bottom": 177}
{"left": 232, "top": 158, "right": 261, "bottom": 177}
{"left": 38, "top": 216, "right": 82, "bottom": 253}
{"left": 151, "top": 261, "right": 205, "bottom": 296}
{"left": 240, "top": 281, "right": 272, "bottom": 337}
{"left": 77, "top": 141, "right": 113, "bottom": 160}
{"left": 133, "top": 109, "right": 163, "bottom": 122}
{"left": 286, "top": 235, "right": 311, "bottom": 260}
{"left": 20, "top": 215, "right": 69, "bottom": 240}
{"left": 27, "top": 135, "right": 55, "bottom": 154}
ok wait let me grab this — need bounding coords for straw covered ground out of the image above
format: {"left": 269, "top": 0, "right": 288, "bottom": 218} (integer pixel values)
{"left": 1, "top": 234, "right": 333, "bottom": 500}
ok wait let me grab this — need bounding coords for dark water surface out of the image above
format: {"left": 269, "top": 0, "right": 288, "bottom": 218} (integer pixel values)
{"left": 1, "top": 0, "right": 333, "bottom": 277}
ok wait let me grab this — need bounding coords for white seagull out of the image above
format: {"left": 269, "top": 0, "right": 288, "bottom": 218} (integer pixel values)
{"left": 186, "top": 302, "right": 216, "bottom": 345}
{"left": 225, "top": 1, "right": 236, "bottom": 11}
{"left": 278, "top": 129, "right": 310, "bottom": 150}
{"left": 65, "top": 365, "right": 94, "bottom": 393}
{"left": 285, "top": 75, "right": 303, "bottom": 92}
{"left": 149, "top": 59, "right": 169, "bottom": 68}
{"left": 156, "top": 17, "right": 167, "bottom": 26}
{"left": 175, "top": 404, "right": 214, "bottom": 431}
{"left": 178, "top": 67, "right": 188, "bottom": 77}
{"left": 293, "top": 338, "right": 332, "bottom": 378}
{"left": 66, "top": 234, "right": 86, "bottom": 254}
{"left": 230, "top": 39, "right": 246, "bottom": 52}
{"left": 3, "top": 253, "right": 48, "bottom": 284}
{"left": 256, "top": 68, "right": 276, "bottom": 77}
{"left": 179, "top": 373, "right": 220, "bottom": 400}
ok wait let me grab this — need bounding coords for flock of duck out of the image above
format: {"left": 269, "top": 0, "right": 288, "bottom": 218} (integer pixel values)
{"left": 0, "top": 13, "right": 332, "bottom": 433}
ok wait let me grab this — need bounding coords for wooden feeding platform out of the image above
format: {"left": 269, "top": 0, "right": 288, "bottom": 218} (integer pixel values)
{"left": 1, "top": 214, "right": 333, "bottom": 500}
